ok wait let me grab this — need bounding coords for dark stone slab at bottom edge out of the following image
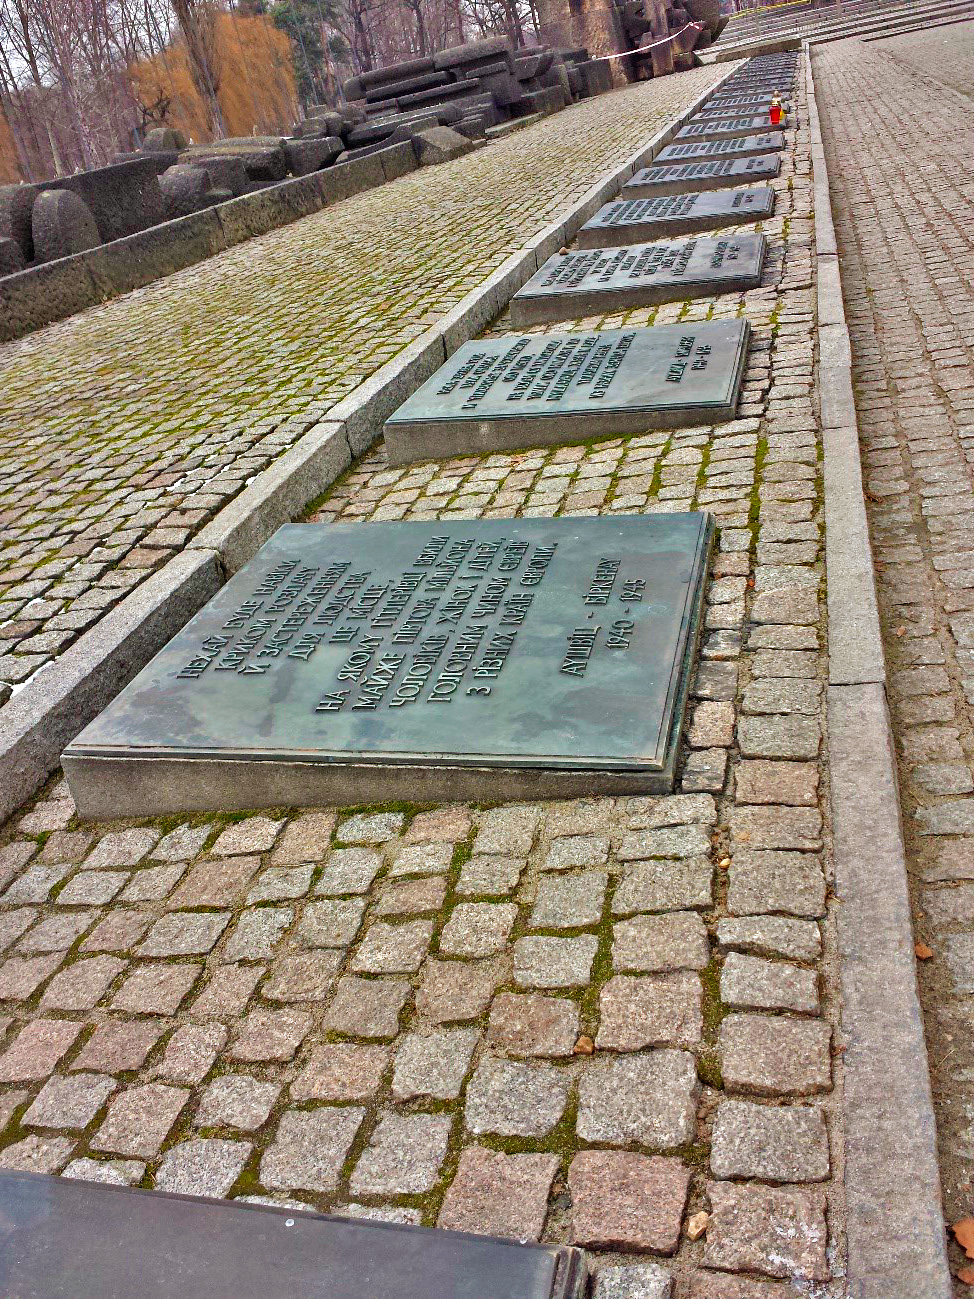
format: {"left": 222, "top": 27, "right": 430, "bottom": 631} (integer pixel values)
{"left": 0, "top": 1170, "right": 587, "bottom": 1299}
{"left": 576, "top": 187, "right": 776, "bottom": 247}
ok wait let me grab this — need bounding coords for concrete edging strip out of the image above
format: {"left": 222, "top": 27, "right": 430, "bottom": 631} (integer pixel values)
{"left": 0, "top": 550, "right": 223, "bottom": 825}
{"left": 805, "top": 46, "right": 953, "bottom": 1298}
{"left": 0, "top": 63, "right": 741, "bottom": 821}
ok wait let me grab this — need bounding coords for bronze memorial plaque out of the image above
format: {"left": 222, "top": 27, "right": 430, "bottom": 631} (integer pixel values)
{"left": 508, "top": 235, "right": 766, "bottom": 326}
{"left": 63, "top": 516, "right": 714, "bottom": 817}
{"left": 383, "top": 323, "right": 750, "bottom": 462}
{"left": 576, "top": 188, "right": 776, "bottom": 247}
{"left": 622, "top": 155, "right": 781, "bottom": 199}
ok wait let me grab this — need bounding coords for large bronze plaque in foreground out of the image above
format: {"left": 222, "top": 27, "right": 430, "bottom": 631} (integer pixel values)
{"left": 384, "top": 323, "right": 750, "bottom": 462}
{"left": 64, "top": 516, "right": 713, "bottom": 817}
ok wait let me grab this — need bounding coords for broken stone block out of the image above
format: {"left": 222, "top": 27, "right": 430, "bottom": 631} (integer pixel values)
{"left": 413, "top": 126, "right": 471, "bottom": 166}
{"left": 31, "top": 190, "right": 100, "bottom": 262}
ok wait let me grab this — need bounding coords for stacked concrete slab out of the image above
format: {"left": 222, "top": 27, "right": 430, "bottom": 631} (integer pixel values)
{"left": 337, "top": 37, "right": 612, "bottom": 152}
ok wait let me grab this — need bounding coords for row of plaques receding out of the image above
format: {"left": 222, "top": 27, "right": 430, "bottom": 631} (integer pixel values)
{"left": 63, "top": 62, "right": 791, "bottom": 817}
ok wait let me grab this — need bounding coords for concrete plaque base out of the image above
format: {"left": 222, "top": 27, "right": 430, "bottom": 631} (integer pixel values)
{"left": 509, "top": 234, "right": 766, "bottom": 325}
{"left": 654, "top": 132, "right": 785, "bottom": 166}
{"left": 623, "top": 155, "right": 781, "bottom": 199}
{"left": 383, "top": 322, "right": 750, "bottom": 461}
{"left": 64, "top": 516, "right": 714, "bottom": 816}
{"left": 576, "top": 188, "right": 776, "bottom": 247}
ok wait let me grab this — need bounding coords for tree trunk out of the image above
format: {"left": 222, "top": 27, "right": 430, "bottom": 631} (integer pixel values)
{"left": 171, "top": 0, "right": 227, "bottom": 137}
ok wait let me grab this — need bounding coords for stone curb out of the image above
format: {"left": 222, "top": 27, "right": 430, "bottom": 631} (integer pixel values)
{"left": 0, "top": 62, "right": 742, "bottom": 825}
{"left": 805, "top": 46, "right": 953, "bottom": 1299}
{"left": 0, "top": 550, "right": 223, "bottom": 825}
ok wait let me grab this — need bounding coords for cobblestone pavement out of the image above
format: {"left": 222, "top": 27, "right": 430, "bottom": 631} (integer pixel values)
{"left": 0, "top": 70, "right": 848, "bottom": 1297}
{"left": 869, "top": 17, "right": 974, "bottom": 98}
{"left": 815, "top": 30, "right": 974, "bottom": 1295}
{"left": 0, "top": 69, "right": 723, "bottom": 706}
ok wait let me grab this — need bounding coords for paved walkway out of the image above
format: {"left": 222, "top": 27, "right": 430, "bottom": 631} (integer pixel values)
{"left": 815, "top": 26, "right": 974, "bottom": 1293}
{"left": 0, "top": 65, "right": 846, "bottom": 1297}
{"left": 0, "top": 68, "right": 719, "bottom": 700}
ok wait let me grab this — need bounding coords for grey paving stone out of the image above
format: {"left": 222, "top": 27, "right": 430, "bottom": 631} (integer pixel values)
{"left": 155, "top": 1023, "right": 227, "bottom": 1084}
{"left": 190, "top": 964, "right": 264, "bottom": 1019}
{"left": 576, "top": 1051, "right": 699, "bottom": 1149}
{"left": 261, "top": 1107, "right": 365, "bottom": 1193}
{"left": 542, "top": 836, "right": 610, "bottom": 871}
{"left": 944, "top": 933, "right": 974, "bottom": 993}
{"left": 0, "top": 1134, "right": 76, "bottom": 1174}
{"left": 455, "top": 855, "right": 524, "bottom": 896}
{"left": 416, "top": 958, "right": 505, "bottom": 1023}
{"left": 294, "top": 899, "right": 366, "bottom": 949}
{"left": 737, "top": 715, "right": 820, "bottom": 759}
{"left": 612, "top": 912, "right": 709, "bottom": 972}
{"left": 716, "top": 916, "right": 822, "bottom": 962}
{"left": 352, "top": 919, "right": 434, "bottom": 974}
{"left": 618, "top": 825, "right": 711, "bottom": 861}
{"left": 727, "top": 851, "right": 826, "bottom": 918}
{"left": 487, "top": 992, "right": 579, "bottom": 1058}
{"left": 92, "top": 1083, "right": 190, "bottom": 1157}
{"left": 711, "top": 1099, "right": 829, "bottom": 1182}
{"left": 271, "top": 813, "right": 335, "bottom": 864}
{"left": 375, "top": 877, "right": 447, "bottom": 915}
{"left": 291, "top": 1043, "right": 390, "bottom": 1102}
{"left": 438, "top": 1147, "right": 559, "bottom": 1241}
{"left": 111, "top": 962, "right": 201, "bottom": 1015}
{"left": 703, "top": 1181, "right": 829, "bottom": 1281}
{"left": 210, "top": 817, "right": 282, "bottom": 857}
{"left": 681, "top": 749, "right": 729, "bottom": 793}
{"left": 314, "top": 848, "right": 384, "bottom": 894}
{"left": 338, "top": 812, "right": 405, "bottom": 844}
{"left": 569, "top": 1150, "right": 690, "bottom": 1253}
{"left": 57, "top": 871, "right": 128, "bottom": 905}
{"left": 230, "top": 1008, "right": 311, "bottom": 1062}
{"left": 474, "top": 805, "right": 541, "bottom": 856}
{"left": 223, "top": 907, "right": 293, "bottom": 960}
{"left": 263, "top": 950, "right": 342, "bottom": 1002}
{"left": 154, "top": 1138, "right": 251, "bottom": 1197}
{"left": 612, "top": 859, "right": 714, "bottom": 914}
{"left": 720, "top": 951, "right": 819, "bottom": 1013}
{"left": 513, "top": 934, "right": 599, "bottom": 988}
{"left": 465, "top": 1057, "right": 571, "bottom": 1137}
{"left": 120, "top": 864, "right": 188, "bottom": 903}
{"left": 83, "top": 829, "right": 160, "bottom": 869}
{"left": 530, "top": 871, "right": 607, "bottom": 929}
{"left": 439, "top": 903, "right": 517, "bottom": 958}
{"left": 592, "top": 1264, "right": 672, "bottom": 1299}
{"left": 138, "top": 912, "right": 229, "bottom": 957}
{"left": 597, "top": 973, "right": 702, "bottom": 1050}
{"left": 626, "top": 794, "right": 717, "bottom": 830}
{"left": 196, "top": 1075, "right": 281, "bottom": 1130}
{"left": 349, "top": 1112, "right": 453, "bottom": 1196}
{"left": 23, "top": 1072, "right": 116, "bottom": 1130}
{"left": 387, "top": 842, "right": 454, "bottom": 878}
{"left": 391, "top": 1027, "right": 479, "bottom": 1101}
{"left": 246, "top": 865, "right": 315, "bottom": 904}
{"left": 323, "top": 976, "right": 411, "bottom": 1039}
{"left": 63, "top": 1157, "right": 146, "bottom": 1186}
{"left": 730, "top": 806, "right": 822, "bottom": 851}
{"left": 151, "top": 824, "right": 213, "bottom": 862}
{"left": 720, "top": 1013, "right": 832, "bottom": 1097}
